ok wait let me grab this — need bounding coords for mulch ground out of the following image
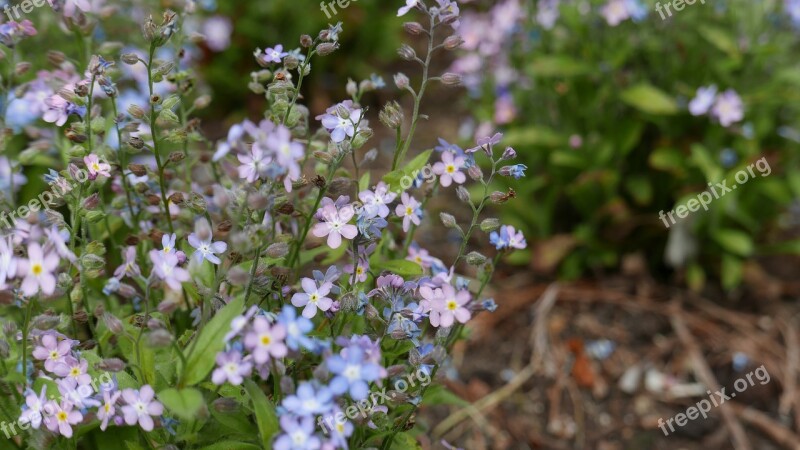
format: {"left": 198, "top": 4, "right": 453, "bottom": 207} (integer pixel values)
{"left": 416, "top": 262, "right": 800, "bottom": 450}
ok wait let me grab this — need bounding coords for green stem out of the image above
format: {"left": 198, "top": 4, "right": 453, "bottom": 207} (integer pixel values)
{"left": 146, "top": 44, "right": 174, "bottom": 234}
{"left": 21, "top": 299, "right": 33, "bottom": 383}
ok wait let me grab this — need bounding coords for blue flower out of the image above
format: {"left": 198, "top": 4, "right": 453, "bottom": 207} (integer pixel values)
{"left": 277, "top": 305, "right": 315, "bottom": 351}
{"left": 499, "top": 164, "right": 527, "bottom": 179}
{"left": 273, "top": 415, "right": 321, "bottom": 450}
{"left": 489, "top": 225, "right": 527, "bottom": 251}
{"left": 327, "top": 346, "right": 383, "bottom": 400}
{"left": 281, "top": 382, "right": 334, "bottom": 416}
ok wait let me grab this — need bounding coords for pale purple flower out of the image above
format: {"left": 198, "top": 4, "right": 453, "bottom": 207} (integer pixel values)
{"left": 225, "top": 305, "right": 259, "bottom": 342}
{"left": 53, "top": 357, "right": 92, "bottom": 385}
{"left": 0, "top": 236, "right": 16, "bottom": 290}
{"left": 161, "top": 233, "right": 177, "bottom": 255}
{"left": 17, "top": 242, "right": 59, "bottom": 296}
{"left": 121, "top": 385, "right": 163, "bottom": 432}
{"left": 0, "top": 156, "right": 27, "bottom": 194}
{"left": 397, "top": 0, "right": 420, "bottom": 16}
{"left": 237, "top": 146, "right": 269, "bottom": 182}
{"left": 62, "top": 0, "right": 92, "bottom": 18}
{"left": 490, "top": 225, "right": 527, "bottom": 250}
{"left": 689, "top": 85, "right": 718, "bottom": 116}
{"left": 358, "top": 182, "right": 396, "bottom": 219}
{"left": 18, "top": 386, "right": 48, "bottom": 429}
{"left": 57, "top": 377, "right": 101, "bottom": 409}
{"left": 98, "top": 389, "right": 121, "bottom": 431}
{"left": 395, "top": 192, "right": 421, "bottom": 232}
{"left": 274, "top": 415, "right": 321, "bottom": 450}
{"left": 44, "top": 227, "right": 76, "bottom": 263}
{"left": 188, "top": 218, "right": 227, "bottom": 265}
{"left": 114, "top": 246, "right": 141, "bottom": 280}
{"left": 291, "top": 278, "right": 334, "bottom": 318}
{"left": 42, "top": 94, "right": 72, "bottom": 126}
{"left": 243, "top": 317, "right": 288, "bottom": 364}
{"left": 601, "top": 0, "right": 631, "bottom": 26}
{"left": 407, "top": 245, "right": 433, "bottom": 269}
{"left": 43, "top": 400, "right": 82, "bottom": 438}
{"left": 433, "top": 151, "right": 466, "bottom": 187}
{"left": 312, "top": 202, "right": 358, "bottom": 249}
{"left": 149, "top": 250, "right": 190, "bottom": 291}
{"left": 317, "top": 102, "right": 364, "bottom": 143}
{"left": 711, "top": 89, "right": 744, "bottom": 127}
{"left": 202, "top": 16, "right": 233, "bottom": 52}
{"left": 211, "top": 350, "right": 253, "bottom": 385}
{"left": 256, "top": 44, "right": 288, "bottom": 64}
{"left": 32, "top": 334, "right": 72, "bottom": 372}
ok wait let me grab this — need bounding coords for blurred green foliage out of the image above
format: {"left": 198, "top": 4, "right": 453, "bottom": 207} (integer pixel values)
{"left": 471, "top": 0, "right": 800, "bottom": 288}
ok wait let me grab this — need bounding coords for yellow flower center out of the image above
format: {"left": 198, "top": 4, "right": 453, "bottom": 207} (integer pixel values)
{"left": 447, "top": 300, "right": 458, "bottom": 311}
{"left": 32, "top": 263, "right": 43, "bottom": 276}
{"left": 104, "top": 404, "right": 111, "bottom": 412}
{"left": 260, "top": 335, "right": 271, "bottom": 346}
{"left": 70, "top": 367, "right": 80, "bottom": 376}
{"left": 405, "top": 207, "right": 413, "bottom": 215}
{"left": 50, "top": 350, "right": 59, "bottom": 360}
{"left": 57, "top": 411, "right": 68, "bottom": 422}
{"left": 446, "top": 165, "right": 455, "bottom": 174}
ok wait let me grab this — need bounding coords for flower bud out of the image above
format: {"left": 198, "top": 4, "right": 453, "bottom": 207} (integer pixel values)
{"left": 147, "top": 329, "right": 173, "bottom": 348}
{"left": 127, "top": 104, "right": 146, "bottom": 119}
{"left": 443, "top": 35, "right": 464, "bottom": 50}
{"left": 121, "top": 52, "right": 140, "bottom": 65}
{"left": 346, "top": 78, "right": 357, "bottom": 97}
{"left": 83, "top": 193, "right": 100, "bottom": 210}
{"left": 97, "top": 358, "right": 126, "bottom": 372}
{"left": 128, "top": 136, "right": 145, "bottom": 150}
{"left": 47, "top": 50, "right": 66, "bottom": 65}
{"left": 300, "top": 34, "right": 313, "bottom": 48}
{"left": 128, "top": 163, "right": 147, "bottom": 176}
{"left": 168, "top": 151, "right": 186, "bottom": 163}
{"left": 489, "top": 191, "right": 508, "bottom": 204}
{"left": 193, "top": 95, "right": 211, "bottom": 110}
{"left": 501, "top": 146, "right": 516, "bottom": 160}
{"left": 456, "top": 186, "right": 470, "bottom": 203}
{"left": 15, "top": 62, "right": 31, "bottom": 76}
{"left": 468, "top": 164, "right": 483, "bottom": 180}
{"left": 142, "top": 16, "right": 157, "bottom": 42}
{"left": 379, "top": 101, "right": 403, "bottom": 129}
{"left": 266, "top": 242, "right": 289, "bottom": 259}
{"left": 439, "top": 212, "right": 458, "bottom": 229}
{"left": 397, "top": 44, "right": 416, "bottom": 61}
{"left": 440, "top": 72, "right": 462, "bottom": 86}
{"left": 283, "top": 55, "right": 299, "bottom": 70}
{"left": 103, "top": 313, "right": 124, "bottom": 334}
{"left": 394, "top": 73, "right": 409, "bottom": 90}
{"left": 315, "top": 42, "right": 338, "bottom": 56}
{"left": 465, "top": 251, "right": 488, "bottom": 266}
{"left": 403, "top": 22, "right": 424, "bottom": 35}
{"left": 480, "top": 218, "right": 501, "bottom": 232}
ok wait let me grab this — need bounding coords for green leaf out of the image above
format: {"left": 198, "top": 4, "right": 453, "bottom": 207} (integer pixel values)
{"left": 529, "top": 55, "right": 591, "bottom": 77}
{"left": 620, "top": 84, "right": 678, "bottom": 115}
{"left": 383, "top": 149, "right": 433, "bottom": 193}
{"left": 201, "top": 442, "right": 261, "bottom": 450}
{"left": 158, "top": 387, "right": 204, "bottom": 420}
{"left": 183, "top": 296, "right": 244, "bottom": 386}
{"left": 244, "top": 379, "right": 279, "bottom": 447}
{"left": 714, "top": 229, "right": 754, "bottom": 257}
{"left": 358, "top": 172, "right": 371, "bottom": 192}
{"left": 697, "top": 26, "right": 740, "bottom": 60}
{"left": 503, "top": 126, "right": 563, "bottom": 148}
{"left": 374, "top": 259, "right": 424, "bottom": 277}
{"left": 390, "top": 432, "right": 422, "bottom": 450}
{"left": 422, "top": 385, "right": 469, "bottom": 407}
{"left": 721, "top": 254, "right": 744, "bottom": 290}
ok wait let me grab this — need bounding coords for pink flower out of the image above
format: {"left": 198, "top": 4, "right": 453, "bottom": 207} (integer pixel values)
{"left": 433, "top": 151, "right": 466, "bottom": 187}
{"left": 312, "top": 202, "right": 358, "bottom": 249}
{"left": 43, "top": 400, "right": 82, "bottom": 438}
{"left": 243, "top": 317, "right": 288, "bottom": 364}
{"left": 84, "top": 154, "right": 111, "bottom": 180}
{"left": 121, "top": 385, "right": 163, "bottom": 432}
{"left": 18, "top": 386, "right": 48, "bottom": 429}
{"left": 395, "top": 193, "right": 421, "bottom": 232}
{"left": 406, "top": 246, "right": 433, "bottom": 269}
{"left": 291, "top": 278, "right": 334, "bottom": 318}
{"left": 42, "top": 94, "right": 69, "bottom": 126}
{"left": 17, "top": 242, "right": 59, "bottom": 296}
{"left": 98, "top": 389, "right": 121, "bottom": 431}
{"left": 426, "top": 284, "right": 471, "bottom": 328}
{"left": 32, "top": 334, "right": 72, "bottom": 372}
